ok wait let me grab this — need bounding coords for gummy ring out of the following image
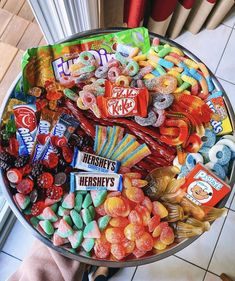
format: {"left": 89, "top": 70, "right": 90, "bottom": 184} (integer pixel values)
{"left": 186, "top": 153, "right": 203, "bottom": 170}
{"left": 123, "top": 60, "right": 139, "bottom": 76}
{"left": 79, "top": 51, "right": 94, "bottom": 65}
{"left": 156, "top": 74, "right": 177, "bottom": 94}
{"left": 134, "top": 110, "right": 157, "bottom": 126}
{"left": 208, "top": 144, "right": 232, "bottom": 165}
{"left": 205, "top": 162, "right": 226, "bottom": 180}
{"left": 72, "top": 65, "right": 96, "bottom": 76}
{"left": 59, "top": 76, "right": 75, "bottom": 88}
{"left": 201, "top": 128, "right": 216, "bottom": 148}
{"left": 95, "top": 65, "right": 108, "bottom": 79}
{"left": 153, "top": 93, "right": 174, "bottom": 110}
{"left": 76, "top": 97, "right": 89, "bottom": 110}
{"left": 199, "top": 146, "right": 210, "bottom": 162}
{"left": 217, "top": 139, "right": 235, "bottom": 153}
{"left": 94, "top": 79, "right": 106, "bottom": 95}
{"left": 116, "top": 75, "right": 130, "bottom": 87}
{"left": 152, "top": 109, "right": 165, "bottom": 127}
{"left": 108, "top": 67, "right": 121, "bottom": 82}
{"left": 79, "top": 91, "right": 96, "bottom": 108}
{"left": 137, "top": 79, "right": 145, "bottom": 88}
{"left": 73, "top": 72, "right": 94, "bottom": 83}
{"left": 115, "top": 52, "right": 128, "bottom": 65}
{"left": 107, "top": 59, "right": 120, "bottom": 68}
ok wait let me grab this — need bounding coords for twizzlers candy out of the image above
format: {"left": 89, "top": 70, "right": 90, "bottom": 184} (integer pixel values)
{"left": 97, "top": 81, "right": 149, "bottom": 118}
{"left": 13, "top": 104, "right": 37, "bottom": 156}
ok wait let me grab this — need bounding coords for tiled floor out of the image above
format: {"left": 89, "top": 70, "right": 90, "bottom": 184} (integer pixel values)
{"left": 1, "top": 13, "right": 235, "bottom": 281}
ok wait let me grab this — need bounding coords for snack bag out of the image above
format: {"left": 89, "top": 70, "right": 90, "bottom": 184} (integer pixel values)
{"left": 22, "top": 28, "right": 150, "bottom": 93}
{"left": 181, "top": 163, "right": 230, "bottom": 207}
{"left": 206, "top": 91, "right": 232, "bottom": 136}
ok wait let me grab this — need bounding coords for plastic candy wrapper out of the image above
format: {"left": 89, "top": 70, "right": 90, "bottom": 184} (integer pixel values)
{"left": 70, "top": 172, "right": 122, "bottom": 192}
{"left": 13, "top": 104, "right": 37, "bottom": 156}
{"left": 22, "top": 28, "right": 150, "bottom": 92}
{"left": 39, "top": 113, "right": 79, "bottom": 160}
{"left": 32, "top": 108, "right": 59, "bottom": 161}
{"left": 181, "top": 163, "right": 230, "bottom": 207}
{"left": 71, "top": 150, "right": 120, "bottom": 173}
{"left": 206, "top": 91, "right": 232, "bottom": 136}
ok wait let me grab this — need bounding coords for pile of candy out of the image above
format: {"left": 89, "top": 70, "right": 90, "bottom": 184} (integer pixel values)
{"left": 0, "top": 27, "right": 234, "bottom": 261}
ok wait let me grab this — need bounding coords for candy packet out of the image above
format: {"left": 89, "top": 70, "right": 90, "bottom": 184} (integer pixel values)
{"left": 206, "top": 91, "right": 233, "bottom": 136}
{"left": 22, "top": 28, "right": 150, "bottom": 93}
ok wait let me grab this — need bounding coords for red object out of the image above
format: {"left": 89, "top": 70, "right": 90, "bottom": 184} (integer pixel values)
{"left": 151, "top": 0, "right": 178, "bottom": 21}
{"left": 181, "top": 163, "right": 230, "bottom": 207}
{"left": 124, "top": 0, "right": 147, "bottom": 27}
{"left": 47, "top": 153, "right": 59, "bottom": 168}
{"left": 6, "top": 168, "right": 22, "bottom": 184}
{"left": 62, "top": 146, "right": 73, "bottom": 163}
{"left": 8, "top": 137, "right": 19, "bottom": 156}
{"left": 97, "top": 81, "right": 149, "bottom": 118}
{"left": 13, "top": 105, "right": 37, "bottom": 132}
{"left": 37, "top": 134, "right": 49, "bottom": 145}
{"left": 179, "top": 0, "right": 195, "bottom": 9}
{"left": 37, "top": 172, "right": 54, "bottom": 188}
{"left": 16, "top": 178, "right": 34, "bottom": 194}
{"left": 46, "top": 185, "right": 63, "bottom": 200}
{"left": 31, "top": 201, "right": 46, "bottom": 216}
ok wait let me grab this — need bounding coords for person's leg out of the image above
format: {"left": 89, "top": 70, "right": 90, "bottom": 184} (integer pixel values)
{"left": 91, "top": 267, "right": 120, "bottom": 281}
{"left": 7, "top": 241, "right": 86, "bottom": 281}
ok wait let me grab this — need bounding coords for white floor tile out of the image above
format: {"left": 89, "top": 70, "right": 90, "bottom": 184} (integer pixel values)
{"left": 174, "top": 25, "right": 232, "bottom": 73}
{"left": 176, "top": 216, "right": 225, "bottom": 269}
{"left": 218, "top": 78, "right": 235, "bottom": 108}
{"left": 204, "top": 272, "right": 221, "bottom": 281}
{"left": 2, "top": 219, "right": 35, "bottom": 260}
{"left": 133, "top": 256, "right": 205, "bottom": 281}
{"left": 110, "top": 267, "right": 136, "bottom": 281}
{"left": 223, "top": 6, "right": 235, "bottom": 28}
{"left": 0, "top": 252, "right": 21, "bottom": 281}
{"left": 216, "top": 30, "right": 235, "bottom": 83}
{"left": 209, "top": 210, "right": 235, "bottom": 278}
{"left": 230, "top": 195, "right": 235, "bottom": 211}
{"left": 225, "top": 185, "right": 235, "bottom": 209}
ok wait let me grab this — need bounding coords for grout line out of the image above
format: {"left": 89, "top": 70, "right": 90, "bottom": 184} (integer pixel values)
{"left": 202, "top": 270, "right": 207, "bottom": 281}
{"left": 1, "top": 250, "right": 22, "bottom": 261}
{"left": 131, "top": 266, "right": 138, "bottom": 281}
{"left": 207, "top": 270, "right": 221, "bottom": 277}
{"left": 214, "top": 27, "right": 234, "bottom": 75}
{"left": 204, "top": 210, "right": 230, "bottom": 273}
{"left": 228, "top": 191, "right": 235, "bottom": 210}
{"left": 174, "top": 255, "right": 208, "bottom": 272}
{"left": 216, "top": 76, "right": 235, "bottom": 86}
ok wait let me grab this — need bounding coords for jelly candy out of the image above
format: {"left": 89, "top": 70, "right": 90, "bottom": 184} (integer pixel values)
{"left": 94, "top": 235, "right": 111, "bottom": 259}
{"left": 125, "top": 186, "right": 145, "bottom": 203}
{"left": 152, "top": 201, "right": 168, "bottom": 218}
{"left": 62, "top": 193, "right": 75, "bottom": 209}
{"left": 68, "top": 230, "right": 83, "bottom": 249}
{"left": 128, "top": 210, "right": 143, "bottom": 225}
{"left": 83, "top": 221, "right": 101, "bottom": 239}
{"left": 160, "top": 226, "right": 174, "bottom": 245}
{"left": 41, "top": 207, "right": 58, "bottom": 222}
{"left": 136, "top": 232, "right": 153, "bottom": 252}
{"left": 110, "top": 243, "right": 126, "bottom": 260}
{"left": 141, "top": 196, "right": 153, "bottom": 213}
{"left": 124, "top": 223, "right": 145, "bottom": 241}
{"left": 16, "top": 178, "right": 34, "bottom": 195}
{"left": 152, "top": 222, "right": 169, "bottom": 238}
{"left": 31, "top": 201, "right": 46, "bottom": 216}
{"left": 135, "top": 205, "right": 151, "bottom": 226}
{"left": 133, "top": 247, "right": 146, "bottom": 258}
{"left": 82, "top": 238, "right": 95, "bottom": 252}
{"left": 148, "top": 215, "right": 160, "bottom": 232}
{"left": 39, "top": 220, "right": 54, "bottom": 235}
{"left": 105, "top": 227, "right": 125, "bottom": 243}
{"left": 14, "top": 193, "right": 30, "bottom": 210}
{"left": 57, "top": 219, "right": 74, "bottom": 238}
{"left": 109, "top": 217, "right": 129, "bottom": 228}
{"left": 46, "top": 185, "right": 63, "bottom": 200}
{"left": 98, "top": 215, "right": 111, "bottom": 231}
{"left": 70, "top": 209, "right": 83, "bottom": 230}
{"left": 104, "top": 197, "right": 127, "bottom": 217}
{"left": 37, "top": 172, "right": 54, "bottom": 189}
{"left": 153, "top": 238, "right": 167, "bottom": 250}
{"left": 123, "top": 239, "right": 135, "bottom": 254}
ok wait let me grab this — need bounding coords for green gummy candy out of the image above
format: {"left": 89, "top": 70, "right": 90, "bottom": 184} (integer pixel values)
{"left": 70, "top": 210, "right": 83, "bottom": 230}
{"left": 30, "top": 217, "right": 39, "bottom": 227}
{"left": 57, "top": 206, "right": 68, "bottom": 217}
{"left": 37, "top": 214, "right": 44, "bottom": 220}
{"left": 51, "top": 203, "right": 58, "bottom": 213}
{"left": 69, "top": 248, "right": 77, "bottom": 254}
{"left": 40, "top": 220, "right": 54, "bottom": 235}
{"left": 23, "top": 206, "right": 31, "bottom": 215}
{"left": 63, "top": 215, "right": 73, "bottom": 226}
{"left": 81, "top": 208, "right": 92, "bottom": 225}
{"left": 82, "top": 238, "right": 95, "bottom": 252}
{"left": 74, "top": 193, "right": 83, "bottom": 212}
{"left": 82, "top": 193, "right": 92, "bottom": 209}
{"left": 73, "top": 225, "right": 79, "bottom": 231}
{"left": 98, "top": 215, "right": 110, "bottom": 231}
{"left": 69, "top": 230, "right": 83, "bottom": 249}
{"left": 78, "top": 190, "right": 87, "bottom": 195}
{"left": 21, "top": 196, "right": 30, "bottom": 210}
{"left": 88, "top": 206, "right": 95, "bottom": 220}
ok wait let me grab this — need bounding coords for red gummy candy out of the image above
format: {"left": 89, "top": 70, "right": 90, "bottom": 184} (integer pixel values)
{"left": 47, "top": 153, "right": 59, "bottom": 169}
{"left": 136, "top": 232, "right": 154, "bottom": 252}
{"left": 36, "top": 99, "right": 48, "bottom": 111}
{"left": 62, "top": 146, "right": 73, "bottom": 163}
{"left": 8, "top": 137, "right": 19, "bottom": 156}
{"left": 94, "top": 235, "right": 111, "bottom": 259}
{"left": 128, "top": 210, "right": 143, "bottom": 225}
{"left": 46, "top": 185, "right": 63, "bottom": 200}
{"left": 95, "top": 204, "right": 107, "bottom": 216}
{"left": 110, "top": 243, "right": 126, "bottom": 260}
{"left": 46, "top": 91, "right": 63, "bottom": 101}
{"left": 16, "top": 178, "right": 34, "bottom": 194}
{"left": 31, "top": 201, "right": 46, "bottom": 216}
{"left": 37, "top": 134, "right": 49, "bottom": 145}
{"left": 148, "top": 215, "right": 161, "bottom": 233}
{"left": 37, "top": 172, "right": 54, "bottom": 188}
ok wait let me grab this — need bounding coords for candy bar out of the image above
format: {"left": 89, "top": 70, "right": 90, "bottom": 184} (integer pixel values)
{"left": 13, "top": 104, "right": 37, "bottom": 156}
{"left": 32, "top": 108, "right": 59, "bottom": 161}
{"left": 182, "top": 163, "right": 230, "bottom": 207}
{"left": 70, "top": 172, "right": 122, "bottom": 192}
{"left": 71, "top": 150, "right": 121, "bottom": 173}
{"left": 39, "top": 113, "right": 79, "bottom": 160}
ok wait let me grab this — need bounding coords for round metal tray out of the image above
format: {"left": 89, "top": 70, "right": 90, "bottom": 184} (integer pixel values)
{"left": 1, "top": 28, "right": 235, "bottom": 267}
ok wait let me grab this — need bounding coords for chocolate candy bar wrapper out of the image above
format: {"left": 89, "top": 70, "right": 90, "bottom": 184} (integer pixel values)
{"left": 181, "top": 163, "right": 230, "bottom": 207}
{"left": 70, "top": 172, "right": 122, "bottom": 192}
{"left": 13, "top": 104, "right": 37, "bottom": 156}
{"left": 206, "top": 91, "right": 232, "bottom": 136}
{"left": 71, "top": 150, "right": 120, "bottom": 173}
{"left": 39, "top": 113, "right": 79, "bottom": 160}
{"left": 22, "top": 27, "right": 150, "bottom": 93}
{"left": 32, "top": 108, "right": 59, "bottom": 162}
